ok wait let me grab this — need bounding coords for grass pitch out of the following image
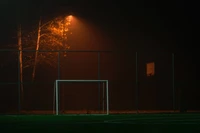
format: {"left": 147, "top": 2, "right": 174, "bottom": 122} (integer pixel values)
{"left": 1, "top": 113, "right": 200, "bottom": 133}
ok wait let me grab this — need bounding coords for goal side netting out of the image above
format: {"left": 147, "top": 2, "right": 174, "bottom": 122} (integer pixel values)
{"left": 53, "top": 80, "right": 109, "bottom": 115}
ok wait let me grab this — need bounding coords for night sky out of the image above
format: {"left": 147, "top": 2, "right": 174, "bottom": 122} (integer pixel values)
{"left": 0, "top": 0, "right": 198, "bottom": 112}
{"left": 1, "top": 0, "right": 196, "bottom": 52}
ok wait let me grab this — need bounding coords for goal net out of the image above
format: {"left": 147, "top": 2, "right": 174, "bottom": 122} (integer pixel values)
{"left": 53, "top": 80, "right": 109, "bottom": 115}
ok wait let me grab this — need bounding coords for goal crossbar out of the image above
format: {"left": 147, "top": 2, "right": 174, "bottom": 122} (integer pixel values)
{"left": 54, "top": 79, "right": 109, "bottom": 115}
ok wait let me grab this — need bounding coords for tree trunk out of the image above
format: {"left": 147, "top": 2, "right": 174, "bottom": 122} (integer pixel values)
{"left": 18, "top": 24, "right": 23, "bottom": 111}
{"left": 32, "top": 17, "right": 41, "bottom": 81}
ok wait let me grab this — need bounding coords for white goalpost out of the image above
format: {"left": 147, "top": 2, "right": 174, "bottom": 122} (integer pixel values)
{"left": 53, "top": 80, "right": 109, "bottom": 115}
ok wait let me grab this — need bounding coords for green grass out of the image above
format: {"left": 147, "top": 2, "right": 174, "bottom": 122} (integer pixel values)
{"left": 1, "top": 114, "right": 200, "bottom": 133}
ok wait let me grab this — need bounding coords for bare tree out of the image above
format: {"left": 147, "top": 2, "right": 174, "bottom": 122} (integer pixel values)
{"left": 22, "top": 15, "right": 72, "bottom": 81}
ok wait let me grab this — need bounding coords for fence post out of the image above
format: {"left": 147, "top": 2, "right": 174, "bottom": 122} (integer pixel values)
{"left": 98, "top": 52, "right": 101, "bottom": 112}
{"left": 58, "top": 51, "right": 60, "bottom": 79}
{"left": 172, "top": 53, "right": 175, "bottom": 112}
{"left": 57, "top": 51, "right": 60, "bottom": 114}
{"left": 135, "top": 52, "right": 139, "bottom": 113}
{"left": 18, "top": 50, "right": 21, "bottom": 113}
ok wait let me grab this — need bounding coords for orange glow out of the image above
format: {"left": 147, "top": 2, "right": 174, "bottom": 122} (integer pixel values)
{"left": 147, "top": 62, "right": 155, "bottom": 76}
{"left": 46, "top": 15, "right": 73, "bottom": 37}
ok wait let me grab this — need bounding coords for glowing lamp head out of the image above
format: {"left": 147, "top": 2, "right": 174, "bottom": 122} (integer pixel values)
{"left": 66, "top": 15, "right": 73, "bottom": 22}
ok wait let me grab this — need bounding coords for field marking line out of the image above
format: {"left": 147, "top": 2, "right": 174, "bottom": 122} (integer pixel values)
{"left": 104, "top": 117, "right": 200, "bottom": 123}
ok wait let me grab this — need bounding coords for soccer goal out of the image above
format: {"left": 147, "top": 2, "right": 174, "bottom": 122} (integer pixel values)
{"left": 53, "top": 80, "right": 109, "bottom": 115}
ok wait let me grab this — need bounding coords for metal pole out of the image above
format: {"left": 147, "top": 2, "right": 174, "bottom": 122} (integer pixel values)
{"left": 18, "top": 50, "right": 21, "bottom": 113}
{"left": 106, "top": 80, "right": 109, "bottom": 115}
{"left": 98, "top": 52, "right": 101, "bottom": 111}
{"left": 58, "top": 51, "right": 60, "bottom": 80}
{"left": 172, "top": 53, "right": 175, "bottom": 112}
{"left": 103, "top": 82, "right": 105, "bottom": 113}
{"left": 56, "top": 80, "right": 59, "bottom": 115}
{"left": 57, "top": 51, "right": 60, "bottom": 115}
{"left": 135, "top": 52, "right": 139, "bottom": 114}
{"left": 53, "top": 81, "right": 55, "bottom": 114}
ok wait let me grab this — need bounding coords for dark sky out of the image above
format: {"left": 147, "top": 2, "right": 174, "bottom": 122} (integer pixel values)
{"left": 1, "top": 0, "right": 196, "bottom": 52}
